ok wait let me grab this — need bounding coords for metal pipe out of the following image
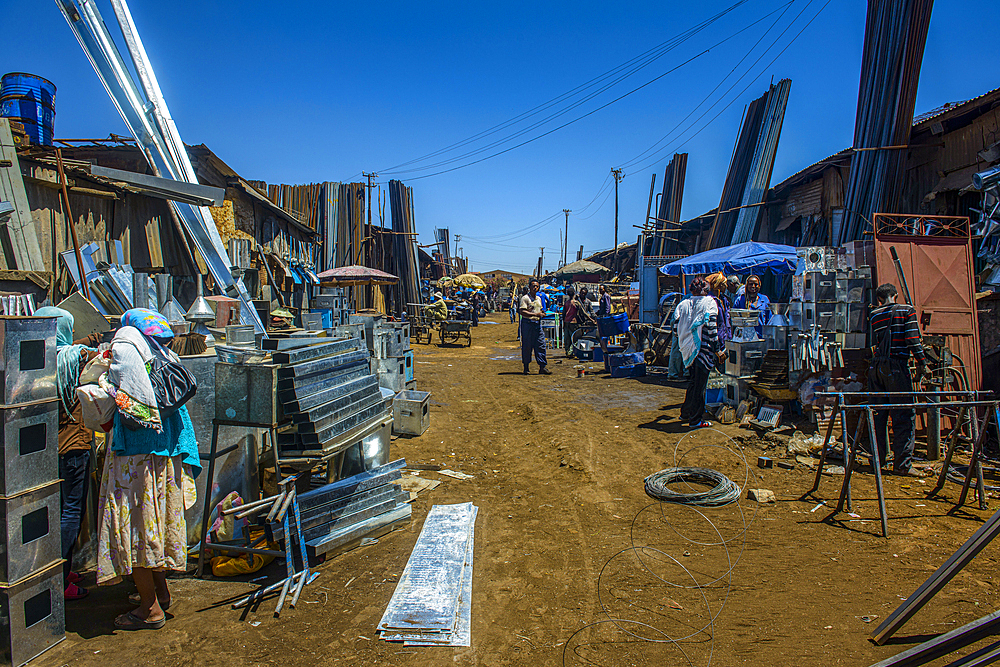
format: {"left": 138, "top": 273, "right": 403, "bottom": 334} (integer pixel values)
{"left": 55, "top": 149, "right": 90, "bottom": 300}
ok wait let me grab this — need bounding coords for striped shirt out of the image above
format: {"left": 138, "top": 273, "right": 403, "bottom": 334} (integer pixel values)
{"left": 695, "top": 312, "right": 719, "bottom": 371}
{"left": 869, "top": 303, "right": 925, "bottom": 363}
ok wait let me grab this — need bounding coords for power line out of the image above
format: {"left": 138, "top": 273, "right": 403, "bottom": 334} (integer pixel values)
{"left": 377, "top": 2, "right": 750, "bottom": 176}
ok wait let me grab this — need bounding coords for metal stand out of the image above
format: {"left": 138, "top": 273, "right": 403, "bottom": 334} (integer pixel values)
{"left": 195, "top": 418, "right": 282, "bottom": 578}
{"left": 805, "top": 391, "right": 995, "bottom": 537}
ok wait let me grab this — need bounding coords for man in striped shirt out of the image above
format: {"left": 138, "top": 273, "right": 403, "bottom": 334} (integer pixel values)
{"left": 868, "top": 283, "right": 927, "bottom": 477}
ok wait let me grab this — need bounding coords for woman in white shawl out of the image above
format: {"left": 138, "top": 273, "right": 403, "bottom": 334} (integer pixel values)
{"left": 673, "top": 278, "right": 719, "bottom": 428}
{"left": 95, "top": 309, "right": 200, "bottom": 630}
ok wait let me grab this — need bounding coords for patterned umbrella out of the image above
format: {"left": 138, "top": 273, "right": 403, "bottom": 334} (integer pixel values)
{"left": 455, "top": 273, "right": 486, "bottom": 288}
{"left": 317, "top": 265, "right": 399, "bottom": 285}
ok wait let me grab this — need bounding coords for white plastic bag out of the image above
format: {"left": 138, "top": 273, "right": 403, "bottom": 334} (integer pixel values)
{"left": 76, "top": 384, "right": 115, "bottom": 433}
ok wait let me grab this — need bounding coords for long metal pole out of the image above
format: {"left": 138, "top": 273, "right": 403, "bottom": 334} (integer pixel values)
{"left": 612, "top": 169, "right": 622, "bottom": 275}
{"left": 55, "top": 149, "right": 90, "bottom": 300}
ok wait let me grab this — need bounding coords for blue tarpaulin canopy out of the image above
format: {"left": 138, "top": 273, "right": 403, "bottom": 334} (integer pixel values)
{"left": 659, "top": 241, "right": 797, "bottom": 276}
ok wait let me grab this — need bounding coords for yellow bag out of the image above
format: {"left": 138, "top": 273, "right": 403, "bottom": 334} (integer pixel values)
{"left": 210, "top": 552, "right": 275, "bottom": 577}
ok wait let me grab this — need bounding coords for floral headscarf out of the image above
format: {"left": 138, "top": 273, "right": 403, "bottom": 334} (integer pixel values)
{"left": 120, "top": 308, "right": 174, "bottom": 342}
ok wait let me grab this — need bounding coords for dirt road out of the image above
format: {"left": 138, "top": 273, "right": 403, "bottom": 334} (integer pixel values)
{"left": 39, "top": 316, "right": 1000, "bottom": 666}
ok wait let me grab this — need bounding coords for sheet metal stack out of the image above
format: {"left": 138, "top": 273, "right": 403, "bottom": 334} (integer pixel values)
{"left": 272, "top": 335, "right": 392, "bottom": 460}
{"left": 648, "top": 153, "right": 688, "bottom": 256}
{"left": 268, "top": 460, "right": 411, "bottom": 559}
{"left": 839, "top": 0, "right": 934, "bottom": 244}
{"left": 387, "top": 180, "right": 421, "bottom": 315}
{"left": 378, "top": 502, "right": 478, "bottom": 647}
{"left": 0, "top": 316, "right": 64, "bottom": 665}
{"left": 708, "top": 79, "right": 792, "bottom": 248}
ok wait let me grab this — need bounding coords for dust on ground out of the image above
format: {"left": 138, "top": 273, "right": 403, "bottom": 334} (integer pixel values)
{"left": 39, "top": 316, "right": 1000, "bottom": 666}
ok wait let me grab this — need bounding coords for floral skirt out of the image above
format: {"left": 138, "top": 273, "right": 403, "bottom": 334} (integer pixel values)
{"left": 96, "top": 451, "right": 194, "bottom": 585}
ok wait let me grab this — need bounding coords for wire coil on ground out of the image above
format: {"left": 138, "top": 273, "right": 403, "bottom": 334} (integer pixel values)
{"left": 644, "top": 467, "right": 741, "bottom": 506}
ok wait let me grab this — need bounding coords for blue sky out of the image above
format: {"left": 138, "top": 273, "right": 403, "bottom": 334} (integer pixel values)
{"left": 6, "top": 1, "right": 999, "bottom": 274}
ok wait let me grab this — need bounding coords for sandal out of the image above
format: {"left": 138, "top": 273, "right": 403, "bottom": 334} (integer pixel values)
{"left": 690, "top": 421, "right": 712, "bottom": 429}
{"left": 67, "top": 572, "right": 82, "bottom": 584}
{"left": 64, "top": 583, "right": 89, "bottom": 601}
{"left": 114, "top": 610, "right": 165, "bottom": 631}
{"left": 127, "top": 592, "right": 170, "bottom": 610}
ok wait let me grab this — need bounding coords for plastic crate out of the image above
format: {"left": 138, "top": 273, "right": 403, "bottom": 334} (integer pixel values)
{"left": 597, "top": 313, "right": 630, "bottom": 338}
{"left": 610, "top": 363, "right": 646, "bottom": 378}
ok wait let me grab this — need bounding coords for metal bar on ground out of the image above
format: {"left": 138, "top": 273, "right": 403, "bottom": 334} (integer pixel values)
{"left": 868, "top": 609, "right": 1000, "bottom": 667}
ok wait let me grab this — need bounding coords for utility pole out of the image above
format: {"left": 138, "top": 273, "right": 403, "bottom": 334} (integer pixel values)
{"left": 611, "top": 169, "right": 624, "bottom": 277}
{"left": 562, "top": 209, "right": 571, "bottom": 266}
{"left": 538, "top": 247, "right": 545, "bottom": 278}
{"left": 453, "top": 234, "right": 461, "bottom": 274}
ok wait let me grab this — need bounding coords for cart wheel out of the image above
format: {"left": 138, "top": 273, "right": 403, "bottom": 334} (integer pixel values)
{"left": 439, "top": 327, "right": 446, "bottom": 345}
{"left": 466, "top": 334, "right": 472, "bottom": 347}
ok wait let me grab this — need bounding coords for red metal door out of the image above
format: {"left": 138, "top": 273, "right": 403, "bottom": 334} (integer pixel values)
{"left": 874, "top": 227, "right": 981, "bottom": 390}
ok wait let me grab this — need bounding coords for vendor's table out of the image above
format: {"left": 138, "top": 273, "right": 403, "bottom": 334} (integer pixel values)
{"left": 803, "top": 391, "right": 995, "bottom": 537}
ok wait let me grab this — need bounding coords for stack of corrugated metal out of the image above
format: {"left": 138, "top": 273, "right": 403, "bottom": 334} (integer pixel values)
{"left": 268, "top": 460, "right": 411, "bottom": 559}
{"left": 271, "top": 336, "right": 393, "bottom": 460}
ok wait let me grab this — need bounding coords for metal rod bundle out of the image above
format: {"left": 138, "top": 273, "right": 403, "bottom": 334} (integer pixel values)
{"left": 708, "top": 80, "right": 792, "bottom": 248}
{"left": 839, "top": 0, "right": 935, "bottom": 244}
{"left": 650, "top": 153, "right": 688, "bottom": 256}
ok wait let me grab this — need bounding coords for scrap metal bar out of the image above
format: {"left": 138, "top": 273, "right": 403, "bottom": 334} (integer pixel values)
{"left": 869, "top": 609, "right": 1000, "bottom": 667}
{"left": 871, "top": 506, "right": 1000, "bottom": 645}
{"left": 865, "top": 407, "right": 890, "bottom": 537}
{"left": 90, "top": 164, "right": 225, "bottom": 206}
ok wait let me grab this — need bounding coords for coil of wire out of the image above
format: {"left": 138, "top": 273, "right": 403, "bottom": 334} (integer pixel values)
{"left": 644, "top": 467, "right": 741, "bottom": 507}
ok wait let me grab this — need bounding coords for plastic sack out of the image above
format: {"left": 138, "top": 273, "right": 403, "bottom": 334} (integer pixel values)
{"left": 76, "top": 384, "right": 115, "bottom": 432}
{"left": 79, "top": 351, "right": 110, "bottom": 386}
{"left": 211, "top": 552, "right": 275, "bottom": 577}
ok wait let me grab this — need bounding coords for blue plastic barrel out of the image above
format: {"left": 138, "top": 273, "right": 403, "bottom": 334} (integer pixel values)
{"left": 0, "top": 73, "right": 56, "bottom": 146}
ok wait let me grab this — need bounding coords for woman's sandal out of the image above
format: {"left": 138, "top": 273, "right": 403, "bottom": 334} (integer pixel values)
{"left": 114, "top": 610, "right": 165, "bottom": 631}
{"left": 690, "top": 420, "right": 712, "bottom": 429}
{"left": 127, "top": 592, "right": 170, "bottom": 610}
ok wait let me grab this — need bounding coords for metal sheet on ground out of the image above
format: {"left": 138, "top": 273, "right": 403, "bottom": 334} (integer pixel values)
{"left": 378, "top": 502, "right": 477, "bottom": 638}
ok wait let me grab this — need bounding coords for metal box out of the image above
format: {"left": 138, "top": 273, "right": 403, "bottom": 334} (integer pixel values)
{"left": 0, "top": 401, "right": 58, "bottom": 498}
{"left": 215, "top": 362, "right": 282, "bottom": 425}
{"left": 812, "top": 302, "right": 847, "bottom": 332}
{"left": 803, "top": 272, "right": 838, "bottom": 302}
{"left": 383, "top": 322, "right": 411, "bottom": 357}
{"left": 0, "top": 318, "right": 57, "bottom": 407}
{"left": 313, "top": 294, "right": 345, "bottom": 310}
{"left": 845, "top": 278, "right": 868, "bottom": 303}
{"left": 725, "top": 340, "right": 766, "bottom": 378}
{"left": 846, "top": 303, "right": 868, "bottom": 333}
{"left": 393, "top": 390, "right": 430, "bottom": 436}
{"left": 0, "top": 560, "right": 64, "bottom": 667}
{"left": 763, "top": 325, "right": 788, "bottom": 351}
{"left": 224, "top": 325, "right": 255, "bottom": 348}
{"left": 377, "top": 356, "right": 409, "bottom": 392}
{"left": 349, "top": 313, "right": 385, "bottom": 352}
{"left": 331, "top": 324, "right": 364, "bottom": 341}
{"left": 0, "top": 482, "right": 61, "bottom": 586}
{"left": 403, "top": 350, "right": 414, "bottom": 382}
{"left": 797, "top": 247, "right": 826, "bottom": 272}
{"left": 787, "top": 302, "right": 803, "bottom": 329}
{"left": 301, "top": 312, "right": 323, "bottom": 332}
{"left": 339, "top": 416, "right": 394, "bottom": 478}
{"left": 724, "top": 376, "right": 750, "bottom": 406}
{"left": 844, "top": 332, "right": 867, "bottom": 349}
{"left": 791, "top": 275, "right": 804, "bottom": 301}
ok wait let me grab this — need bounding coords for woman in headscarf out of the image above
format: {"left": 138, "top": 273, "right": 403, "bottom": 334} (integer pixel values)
{"left": 95, "top": 308, "right": 200, "bottom": 630}
{"left": 674, "top": 278, "right": 719, "bottom": 429}
{"left": 34, "top": 306, "right": 97, "bottom": 601}
{"left": 706, "top": 272, "right": 732, "bottom": 352}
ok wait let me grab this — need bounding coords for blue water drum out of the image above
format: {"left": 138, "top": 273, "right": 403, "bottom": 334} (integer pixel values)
{"left": 0, "top": 73, "right": 57, "bottom": 146}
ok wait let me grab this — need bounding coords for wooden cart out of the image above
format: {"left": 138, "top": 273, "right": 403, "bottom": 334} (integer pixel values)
{"left": 438, "top": 319, "right": 472, "bottom": 346}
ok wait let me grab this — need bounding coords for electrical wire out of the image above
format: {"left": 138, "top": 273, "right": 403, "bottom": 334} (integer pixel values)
{"left": 384, "top": 3, "right": 802, "bottom": 181}
{"left": 563, "top": 429, "right": 758, "bottom": 667}
{"left": 644, "top": 467, "right": 742, "bottom": 506}
{"left": 378, "top": 2, "right": 750, "bottom": 176}
{"left": 621, "top": 0, "right": 831, "bottom": 177}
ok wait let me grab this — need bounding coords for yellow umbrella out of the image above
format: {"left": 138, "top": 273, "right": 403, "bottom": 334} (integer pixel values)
{"left": 437, "top": 277, "right": 455, "bottom": 287}
{"left": 455, "top": 273, "right": 486, "bottom": 289}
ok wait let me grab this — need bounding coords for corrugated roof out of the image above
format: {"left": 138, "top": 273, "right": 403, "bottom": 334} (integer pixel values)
{"left": 912, "top": 86, "right": 1000, "bottom": 126}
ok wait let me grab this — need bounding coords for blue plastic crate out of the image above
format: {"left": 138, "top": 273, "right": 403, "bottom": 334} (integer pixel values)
{"left": 706, "top": 387, "right": 725, "bottom": 406}
{"left": 610, "top": 363, "right": 646, "bottom": 378}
